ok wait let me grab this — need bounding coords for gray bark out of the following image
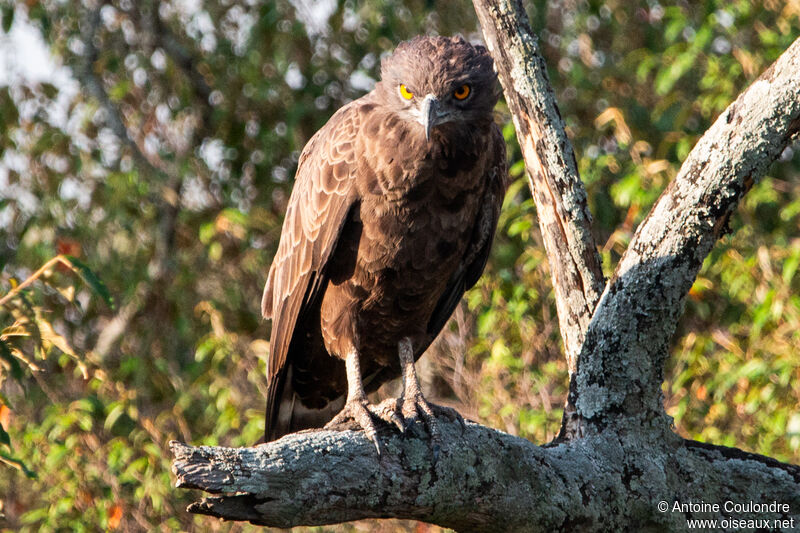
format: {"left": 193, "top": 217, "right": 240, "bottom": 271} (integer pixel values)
{"left": 471, "top": 0, "right": 606, "bottom": 440}
{"left": 170, "top": 3, "right": 800, "bottom": 530}
{"left": 171, "top": 426, "right": 800, "bottom": 531}
{"left": 472, "top": 0, "right": 605, "bottom": 378}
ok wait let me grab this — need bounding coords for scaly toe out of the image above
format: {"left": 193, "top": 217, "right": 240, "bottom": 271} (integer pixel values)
{"left": 400, "top": 393, "right": 444, "bottom": 456}
{"left": 401, "top": 400, "right": 419, "bottom": 424}
{"left": 369, "top": 398, "right": 405, "bottom": 433}
{"left": 416, "top": 399, "right": 441, "bottom": 444}
{"left": 325, "top": 399, "right": 383, "bottom": 455}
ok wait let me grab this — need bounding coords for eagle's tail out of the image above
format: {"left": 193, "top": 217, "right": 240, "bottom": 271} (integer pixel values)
{"left": 265, "top": 366, "right": 344, "bottom": 441}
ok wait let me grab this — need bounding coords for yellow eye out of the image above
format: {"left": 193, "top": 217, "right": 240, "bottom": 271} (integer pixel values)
{"left": 454, "top": 84, "right": 471, "bottom": 100}
{"left": 399, "top": 84, "right": 414, "bottom": 100}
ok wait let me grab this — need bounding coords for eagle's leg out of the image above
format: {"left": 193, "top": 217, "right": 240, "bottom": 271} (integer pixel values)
{"left": 397, "top": 337, "right": 463, "bottom": 456}
{"left": 324, "top": 348, "right": 403, "bottom": 454}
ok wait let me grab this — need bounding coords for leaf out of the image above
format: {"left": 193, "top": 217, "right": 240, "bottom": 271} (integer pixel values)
{"left": 199, "top": 222, "right": 216, "bottom": 244}
{"left": 108, "top": 504, "right": 123, "bottom": 529}
{"left": 0, "top": 87, "right": 19, "bottom": 128}
{"left": 0, "top": 392, "right": 14, "bottom": 411}
{"left": 63, "top": 255, "right": 114, "bottom": 308}
{"left": 782, "top": 247, "right": 800, "bottom": 284}
{"left": 0, "top": 339, "right": 23, "bottom": 380}
{"left": 37, "top": 318, "right": 75, "bottom": 357}
{"left": 37, "top": 319, "right": 87, "bottom": 378}
{"left": 0, "top": 421, "right": 9, "bottom": 447}
{"left": 104, "top": 403, "right": 126, "bottom": 431}
{"left": 0, "top": 5, "right": 13, "bottom": 33}
{"left": 15, "top": 292, "right": 41, "bottom": 350}
{"left": 0, "top": 450, "right": 37, "bottom": 478}
{"left": 8, "top": 345, "right": 41, "bottom": 372}
{"left": 1, "top": 318, "right": 32, "bottom": 338}
{"left": 655, "top": 50, "right": 697, "bottom": 95}
{"left": 108, "top": 80, "right": 131, "bottom": 102}
{"left": 40, "top": 82, "right": 58, "bottom": 99}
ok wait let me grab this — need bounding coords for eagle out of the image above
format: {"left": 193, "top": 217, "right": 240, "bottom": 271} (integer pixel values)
{"left": 262, "top": 35, "right": 507, "bottom": 453}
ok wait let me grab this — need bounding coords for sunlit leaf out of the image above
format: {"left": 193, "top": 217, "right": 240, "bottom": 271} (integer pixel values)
{"left": 108, "top": 80, "right": 131, "bottom": 101}
{"left": 104, "top": 403, "right": 126, "bottom": 432}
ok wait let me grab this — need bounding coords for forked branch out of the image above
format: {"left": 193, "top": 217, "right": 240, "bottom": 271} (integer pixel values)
{"left": 171, "top": 7, "right": 800, "bottom": 531}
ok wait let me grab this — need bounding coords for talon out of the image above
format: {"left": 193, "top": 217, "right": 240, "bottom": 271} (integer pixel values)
{"left": 401, "top": 401, "right": 419, "bottom": 424}
{"left": 369, "top": 399, "right": 405, "bottom": 433}
{"left": 433, "top": 404, "right": 466, "bottom": 430}
{"left": 373, "top": 437, "right": 382, "bottom": 456}
{"left": 323, "top": 350, "right": 409, "bottom": 455}
{"left": 388, "top": 410, "right": 405, "bottom": 433}
{"left": 325, "top": 398, "right": 385, "bottom": 455}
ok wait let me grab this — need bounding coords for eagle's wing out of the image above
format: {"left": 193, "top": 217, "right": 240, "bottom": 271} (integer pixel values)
{"left": 262, "top": 101, "right": 363, "bottom": 434}
{"left": 425, "top": 123, "right": 507, "bottom": 340}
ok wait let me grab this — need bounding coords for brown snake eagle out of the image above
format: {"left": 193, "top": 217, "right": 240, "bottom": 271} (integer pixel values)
{"left": 262, "top": 35, "right": 507, "bottom": 454}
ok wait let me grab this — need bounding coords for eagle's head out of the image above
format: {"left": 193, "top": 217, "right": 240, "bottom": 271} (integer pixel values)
{"left": 377, "top": 35, "right": 499, "bottom": 141}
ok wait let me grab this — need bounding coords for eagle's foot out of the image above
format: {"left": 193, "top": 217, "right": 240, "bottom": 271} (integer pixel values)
{"left": 399, "top": 391, "right": 446, "bottom": 459}
{"left": 324, "top": 398, "right": 404, "bottom": 455}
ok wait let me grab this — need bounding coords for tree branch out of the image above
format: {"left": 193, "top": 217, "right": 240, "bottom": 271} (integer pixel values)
{"left": 571, "top": 36, "right": 800, "bottom": 435}
{"left": 77, "top": 6, "right": 185, "bottom": 355}
{"left": 78, "top": 8, "right": 169, "bottom": 178}
{"left": 171, "top": 423, "right": 800, "bottom": 530}
{"left": 472, "top": 0, "right": 606, "bottom": 375}
{"left": 472, "top": 0, "right": 607, "bottom": 440}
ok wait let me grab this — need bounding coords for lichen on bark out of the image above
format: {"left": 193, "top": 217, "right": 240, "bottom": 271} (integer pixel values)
{"left": 170, "top": 2, "right": 800, "bottom": 529}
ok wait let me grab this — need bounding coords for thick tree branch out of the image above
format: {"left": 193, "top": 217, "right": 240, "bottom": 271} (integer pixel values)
{"left": 571, "top": 36, "right": 800, "bottom": 435}
{"left": 171, "top": 423, "right": 800, "bottom": 530}
{"left": 472, "top": 0, "right": 606, "bottom": 375}
{"left": 145, "top": 4, "right": 215, "bottom": 133}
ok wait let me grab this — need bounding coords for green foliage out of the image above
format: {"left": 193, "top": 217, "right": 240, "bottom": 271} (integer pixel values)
{"left": 667, "top": 178, "right": 800, "bottom": 461}
{"left": 0, "top": 255, "right": 115, "bottom": 479}
{"left": 0, "top": 1, "right": 477, "bottom": 530}
{"left": 0, "top": 0, "right": 798, "bottom": 531}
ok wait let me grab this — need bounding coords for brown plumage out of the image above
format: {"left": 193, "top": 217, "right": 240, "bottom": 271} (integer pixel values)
{"left": 262, "top": 35, "right": 507, "bottom": 452}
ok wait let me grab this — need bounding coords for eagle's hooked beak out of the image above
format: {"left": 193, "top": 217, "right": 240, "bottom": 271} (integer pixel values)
{"left": 420, "top": 94, "right": 440, "bottom": 142}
